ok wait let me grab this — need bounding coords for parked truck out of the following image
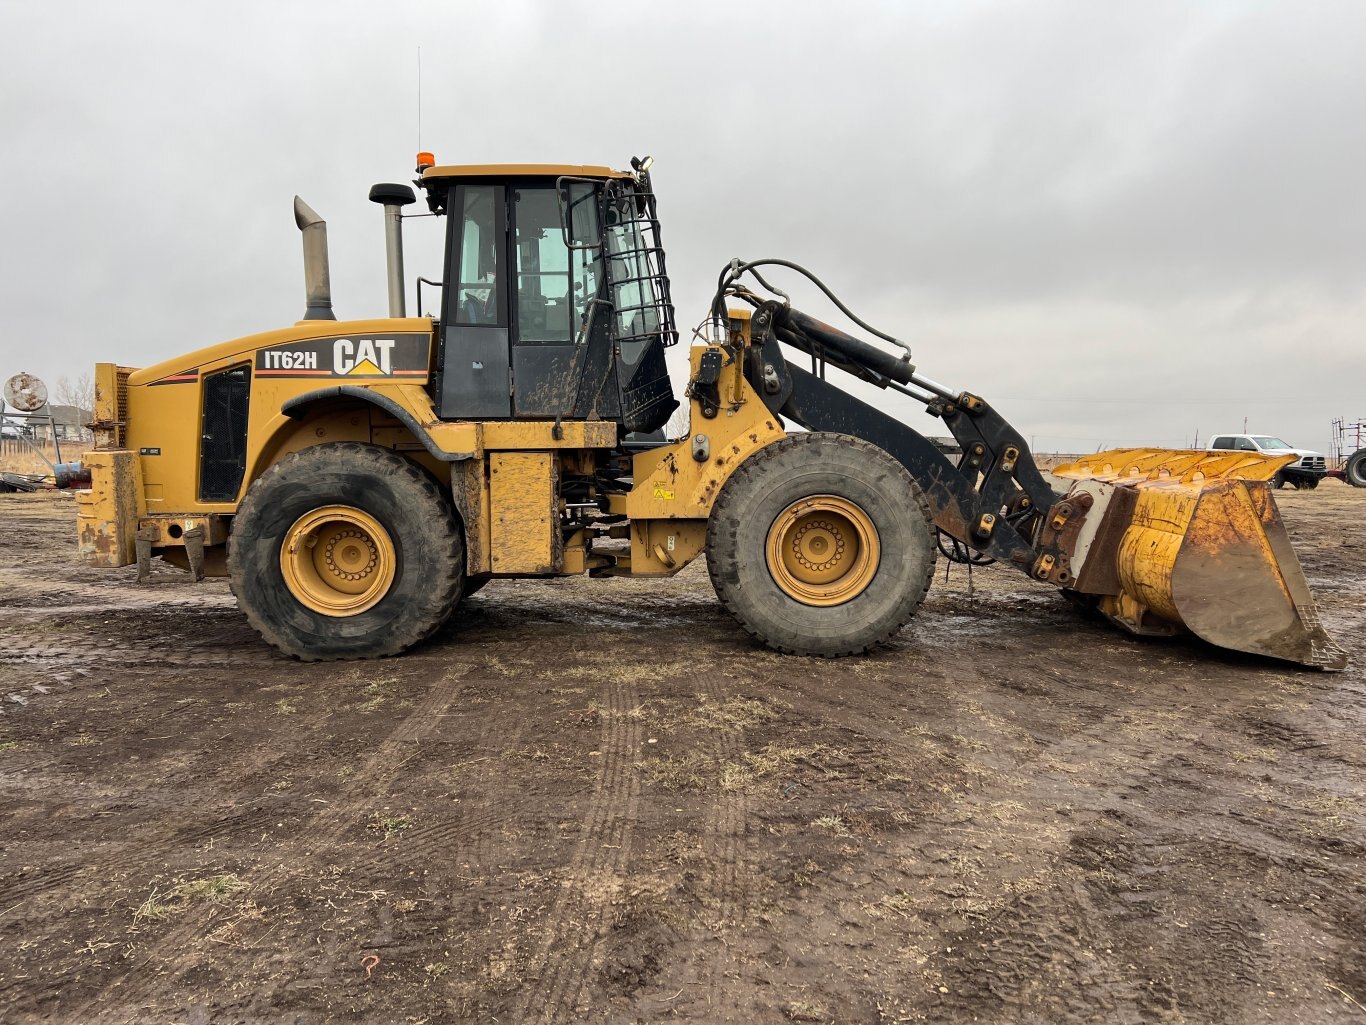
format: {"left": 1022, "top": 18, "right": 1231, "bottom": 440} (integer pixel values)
{"left": 1207, "top": 434, "right": 1327, "bottom": 489}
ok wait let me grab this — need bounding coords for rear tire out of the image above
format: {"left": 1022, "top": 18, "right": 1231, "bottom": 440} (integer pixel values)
{"left": 1346, "top": 450, "right": 1366, "bottom": 488}
{"left": 706, "top": 433, "right": 936, "bottom": 657}
{"left": 228, "top": 443, "right": 464, "bottom": 660}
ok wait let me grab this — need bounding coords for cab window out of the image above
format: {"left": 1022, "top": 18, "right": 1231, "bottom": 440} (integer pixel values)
{"left": 454, "top": 186, "right": 500, "bottom": 326}
{"left": 513, "top": 186, "right": 601, "bottom": 343}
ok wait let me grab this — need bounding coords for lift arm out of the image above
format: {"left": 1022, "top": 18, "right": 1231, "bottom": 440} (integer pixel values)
{"left": 743, "top": 300, "right": 1067, "bottom": 577}
{"left": 722, "top": 295, "right": 1344, "bottom": 670}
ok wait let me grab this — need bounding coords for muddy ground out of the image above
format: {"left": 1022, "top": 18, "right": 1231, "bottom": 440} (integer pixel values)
{"left": 1, "top": 486, "right": 1363, "bottom": 1025}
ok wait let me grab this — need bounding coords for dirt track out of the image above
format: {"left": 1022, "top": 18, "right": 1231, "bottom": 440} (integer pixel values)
{"left": 1, "top": 486, "right": 1363, "bottom": 1024}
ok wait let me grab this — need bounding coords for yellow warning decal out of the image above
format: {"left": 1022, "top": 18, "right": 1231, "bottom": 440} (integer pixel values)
{"left": 347, "top": 357, "right": 384, "bottom": 376}
{"left": 652, "top": 486, "right": 675, "bottom": 501}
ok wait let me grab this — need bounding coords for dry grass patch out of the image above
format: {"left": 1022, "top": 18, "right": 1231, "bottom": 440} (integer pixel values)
{"left": 558, "top": 658, "right": 680, "bottom": 686}
{"left": 685, "top": 695, "right": 782, "bottom": 731}
{"left": 368, "top": 813, "right": 415, "bottom": 839}
{"left": 718, "top": 763, "right": 752, "bottom": 792}
{"left": 740, "top": 742, "right": 831, "bottom": 778}
{"left": 133, "top": 874, "right": 248, "bottom": 922}
{"left": 584, "top": 697, "right": 654, "bottom": 720}
{"left": 0, "top": 444, "right": 60, "bottom": 475}
{"left": 812, "top": 815, "right": 853, "bottom": 837}
{"left": 356, "top": 679, "right": 396, "bottom": 712}
{"left": 784, "top": 999, "right": 830, "bottom": 1022}
{"left": 863, "top": 889, "right": 918, "bottom": 920}
{"left": 1231, "top": 745, "right": 1281, "bottom": 764}
{"left": 482, "top": 655, "right": 535, "bottom": 677}
{"left": 501, "top": 746, "right": 553, "bottom": 762}
{"left": 638, "top": 754, "right": 708, "bottom": 791}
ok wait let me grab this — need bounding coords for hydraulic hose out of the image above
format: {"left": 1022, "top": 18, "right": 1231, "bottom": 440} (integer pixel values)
{"left": 710, "top": 258, "right": 911, "bottom": 357}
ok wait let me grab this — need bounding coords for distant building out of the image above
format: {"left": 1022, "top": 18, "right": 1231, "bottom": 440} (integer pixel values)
{"left": 49, "top": 405, "right": 94, "bottom": 442}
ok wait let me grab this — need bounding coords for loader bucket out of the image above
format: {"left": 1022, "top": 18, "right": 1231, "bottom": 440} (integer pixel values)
{"left": 1051, "top": 450, "right": 1347, "bottom": 671}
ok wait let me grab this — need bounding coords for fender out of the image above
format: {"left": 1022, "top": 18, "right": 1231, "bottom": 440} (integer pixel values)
{"left": 281, "top": 385, "right": 474, "bottom": 463}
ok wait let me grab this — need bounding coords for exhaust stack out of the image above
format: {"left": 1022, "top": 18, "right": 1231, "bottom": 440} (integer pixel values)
{"left": 369, "top": 184, "right": 417, "bottom": 317}
{"left": 293, "top": 196, "right": 335, "bottom": 321}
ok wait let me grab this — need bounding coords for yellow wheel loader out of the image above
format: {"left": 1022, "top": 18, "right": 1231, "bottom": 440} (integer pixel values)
{"left": 76, "top": 155, "right": 1346, "bottom": 670}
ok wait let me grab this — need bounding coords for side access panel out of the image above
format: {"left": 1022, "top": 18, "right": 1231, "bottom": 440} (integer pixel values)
{"left": 488, "top": 451, "right": 560, "bottom": 573}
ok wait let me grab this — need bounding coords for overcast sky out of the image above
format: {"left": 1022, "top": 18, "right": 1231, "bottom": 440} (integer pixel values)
{"left": 2, "top": 1, "right": 1363, "bottom": 454}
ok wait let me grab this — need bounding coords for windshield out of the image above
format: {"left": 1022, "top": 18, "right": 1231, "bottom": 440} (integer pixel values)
{"left": 1252, "top": 436, "right": 1292, "bottom": 450}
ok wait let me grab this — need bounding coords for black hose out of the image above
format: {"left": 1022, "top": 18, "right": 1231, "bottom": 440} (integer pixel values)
{"left": 710, "top": 258, "right": 909, "bottom": 355}
{"left": 935, "top": 529, "right": 995, "bottom": 567}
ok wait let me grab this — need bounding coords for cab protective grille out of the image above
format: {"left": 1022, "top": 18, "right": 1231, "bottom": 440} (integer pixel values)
{"left": 199, "top": 365, "right": 251, "bottom": 502}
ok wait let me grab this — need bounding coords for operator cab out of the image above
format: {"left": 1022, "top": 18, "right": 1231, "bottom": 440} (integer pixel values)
{"left": 415, "top": 158, "right": 678, "bottom": 433}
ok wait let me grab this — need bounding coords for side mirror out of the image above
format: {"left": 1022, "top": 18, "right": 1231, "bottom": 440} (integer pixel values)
{"left": 556, "top": 177, "right": 601, "bottom": 250}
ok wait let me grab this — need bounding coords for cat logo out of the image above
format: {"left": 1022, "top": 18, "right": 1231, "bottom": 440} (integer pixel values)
{"left": 334, "top": 338, "right": 396, "bottom": 376}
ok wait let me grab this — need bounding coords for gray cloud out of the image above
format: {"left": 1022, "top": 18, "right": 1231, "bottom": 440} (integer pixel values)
{"left": 2, "top": 0, "right": 1362, "bottom": 454}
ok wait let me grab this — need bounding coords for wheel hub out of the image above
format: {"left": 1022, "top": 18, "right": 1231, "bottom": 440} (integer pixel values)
{"left": 766, "top": 496, "right": 880, "bottom": 606}
{"left": 323, "top": 529, "right": 379, "bottom": 581}
{"left": 280, "top": 506, "right": 396, "bottom": 617}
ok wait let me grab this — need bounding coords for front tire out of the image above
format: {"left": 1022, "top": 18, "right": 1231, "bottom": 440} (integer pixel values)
{"left": 228, "top": 443, "right": 464, "bottom": 660}
{"left": 706, "top": 433, "right": 936, "bottom": 657}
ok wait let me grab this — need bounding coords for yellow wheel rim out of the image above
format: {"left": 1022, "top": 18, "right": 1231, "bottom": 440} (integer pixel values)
{"left": 765, "top": 495, "right": 880, "bottom": 607}
{"left": 279, "top": 505, "right": 397, "bottom": 617}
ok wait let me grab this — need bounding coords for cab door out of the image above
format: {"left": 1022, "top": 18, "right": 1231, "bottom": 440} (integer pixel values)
{"left": 437, "top": 183, "right": 510, "bottom": 419}
{"left": 509, "top": 183, "right": 603, "bottom": 418}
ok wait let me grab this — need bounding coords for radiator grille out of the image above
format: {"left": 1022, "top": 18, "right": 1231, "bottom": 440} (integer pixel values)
{"left": 115, "top": 367, "right": 131, "bottom": 447}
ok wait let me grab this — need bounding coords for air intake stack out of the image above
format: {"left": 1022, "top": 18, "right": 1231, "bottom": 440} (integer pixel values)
{"left": 369, "top": 183, "right": 417, "bottom": 317}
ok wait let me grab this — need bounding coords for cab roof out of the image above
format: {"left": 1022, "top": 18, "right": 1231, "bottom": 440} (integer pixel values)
{"left": 419, "top": 163, "right": 632, "bottom": 184}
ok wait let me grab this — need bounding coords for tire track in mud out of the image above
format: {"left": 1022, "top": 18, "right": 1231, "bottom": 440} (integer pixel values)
{"left": 0, "top": 805, "right": 283, "bottom": 914}
{"left": 860, "top": 668, "right": 1338, "bottom": 1023}
{"left": 0, "top": 685, "right": 334, "bottom": 916}
{"left": 756, "top": 665, "right": 1240, "bottom": 1019}
{"left": 347, "top": 792, "right": 524, "bottom": 877}
{"left": 0, "top": 571, "right": 238, "bottom": 612}
{"left": 256, "top": 712, "right": 529, "bottom": 1020}
{"left": 511, "top": 680, "right": 641, "bottom": 1025}
{"left": 64, "top": 666, "right": 473, "bottom": 1024}
{"left": 3, "top": 740, "right": 323, "bottom": 954}
{"left": 340, "top": 706, "right": 532, "bottom": 878}
{"left": 0, "top": 741, "right": 314, "bottom": 1007}
{"left": 690, "top": 673, "right": 751, "bottom": 1012}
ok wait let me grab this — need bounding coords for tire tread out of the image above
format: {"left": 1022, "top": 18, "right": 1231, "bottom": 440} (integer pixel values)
{"left": 227, "top": 443, "right": 464, "bottom": 661}
{"left": 706, "top": 432, "right": 936, "bottom": 657}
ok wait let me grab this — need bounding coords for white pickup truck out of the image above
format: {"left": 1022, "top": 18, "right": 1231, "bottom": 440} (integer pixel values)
{"left": 1207, "top": 434, "right": 1327, "bottom": 489}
